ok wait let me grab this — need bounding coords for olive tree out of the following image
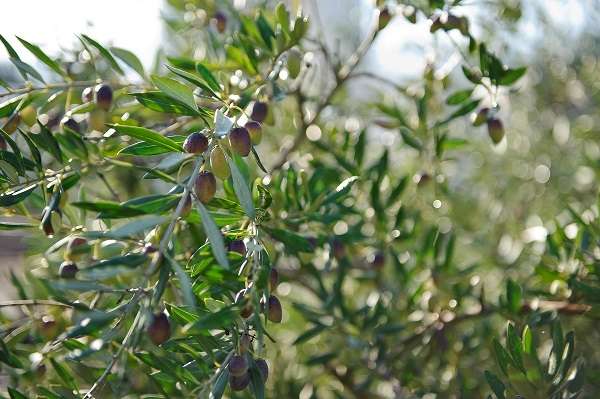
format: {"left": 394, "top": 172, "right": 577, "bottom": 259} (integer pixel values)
{"left": 0, "top": 0, "right": 595, "bottom": 398}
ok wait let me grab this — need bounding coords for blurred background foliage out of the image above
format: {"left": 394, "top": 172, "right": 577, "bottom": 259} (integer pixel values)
{"left": 0, "top": 0, "right": 599, "bottom": 398}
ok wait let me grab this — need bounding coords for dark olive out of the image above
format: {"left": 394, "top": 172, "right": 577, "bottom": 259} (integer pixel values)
{"left": 487, "top": 118, "right": 505, "bottom": 144}
{"left": 255, "top": 358, "right": 269, "bottom": 382}
{"left": 332, "top": 239, "right": 345, "bottom": 260}
{"left": 195, "top": 171, "right": 216, "bottom": 204}
{"left": 245, "top": 121, "right": 262, "bottom": 145}
{"left": 183, "top": 132, "right": 209, "bottom": 154}
{"left": 378, "top": 6, "right": 391, "bottom": 30}
{"left": 267, "top": 295, "right": 282, "bottom": 323}
{"left": 214, "top": 11, "right": 227, "bottom": 33}
{"left": 229, "top": 240, "right": 246, "bottom": 255}
{"left": 229, "top": 372, "right": 250, "bottom": 391}
{"left": 228, "top": 355, "right": 248, "bottom": 377}
{"left": 472, "top": 107, "right": 489, "bottom": 127}
{"left": 59, "top": 261, "right": 78, "bottom": 279}
{"left": 370, "top": 251, "right": 385, "bottom": 270}
{"left": 60, "top": 116, "right": 80, "bottom": 134}
{"left": 229, "top": 127, "right": 251, "bottom": 157}
{"left": 95, "top": 84, "right": 113, "bottom": 111}
{"left": 250, "top": 101, "right": 268, "bottom": 123}
{"left": 147, "top": 312, "right": 171, "bottom": 345}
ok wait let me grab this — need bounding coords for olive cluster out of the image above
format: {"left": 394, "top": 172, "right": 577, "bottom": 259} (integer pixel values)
{"left": 59, "top": 83, "right": 113, "bottom": 135}
{"left": 228, "top": 349, "right": 269, "bottom": 391}
{"left": 235, "top": 267, "right": 282, "bottom": 323}
{"left": 472, "top": 108, "right": 505, "bottom": 144}
{"left": 190, "top": 103, "right": 265, "bottom": 205}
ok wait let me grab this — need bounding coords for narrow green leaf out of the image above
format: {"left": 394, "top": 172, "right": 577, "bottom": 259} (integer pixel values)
{"left": 50, "top": 358, "right": 78, "bottom": 391}
{"left": 119, "top": 135, "right": 187, "bottom": 156}
{"left": 400, "top": 127, "right": 422, "bottom": 150}
{"left": 165, "top": 254, "right": 197, "bottom": 312}
{"left": 506, "top": 323, "right": 526, "bottom": 374}
{"left": 194, "top": 199, "right": 229, "bottom": 269}
{"left": 225, "top": 154, "right": 255, "bottom": 218}
{"left": 484, "top": 370, "right": 506, "bottom": 399}
{"left": 211, "top": 368, "right": 229, "bottom": 399}
{"left": 0, "top": 184, "right": 37, "bottom": 207}
{"left": 16, "top": 36, "right": 65, "bottom": 76}
{"left": 195, "top": 63, "right": 221, "bottom": 93}
{"left": 81, "top": 34, "right": 124, "bottom": 75}
{"left": 131, "top": 91, "right": 204, "bottom": 116}
{"left": 166, "top": 64, "right": 218, "bottom": 98}
{"left": 446, "top": 88, "right": 473, "bottom": 105}
{"left": 8, "top": 387, "right": 27, "bottom": 399}
{"left": 322, "top": 176, "right": 359, "bottom": 206}
{"left": 498, "top": 66, "right": 527, "bottom": 86}
{"left": 506, "top": 279, "right": 522, "bottom": 314}
{"left": 151, "top": 75, "right": 198, "bottom": 112}
{"left": 110, "top": 46, "right": 145, "bottom": 78}
{"left": 0, "top": 128, "right": 24, "bottom": 175}
{"left": 110, "top": 124, "right": 183, "bottom": 153}
{"left": 0, "top": 221, "right": 36, "bottom": 230}
{"left": 10, "top": 57, "right": 45, "bottom": 83}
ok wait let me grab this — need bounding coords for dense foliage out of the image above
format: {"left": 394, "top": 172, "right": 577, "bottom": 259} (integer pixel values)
{"left": 0, "top": 0, "right": 598, "bottom": 398}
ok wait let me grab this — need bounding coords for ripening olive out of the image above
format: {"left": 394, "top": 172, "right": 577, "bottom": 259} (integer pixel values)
{"left": 229, "top": 240, "right": 246, "bottom": 256}
{"left": 147, "top": 312, "right": 171, "bottom": 345}
{"left": 65, "top": 236, "right": 88, "bottom": 261}
{"left": 195, "top": 171, "right": 216, "bottom": 204}
{"left": 487, "top": 118, "right": 505, "bottom": 144}
{"left": 430, "top": 15, "right": 443, "bottom": 33}
{"left": 229, "top": 372, "right": 250, "bottom": 391}
{"left": 210, "top": 146, "right": 230, "bottom": 180}
{"left": 181, "top": 194, "right": 192, "bottom": 215}
{"left": 82, "top": 86, "right": 94, "bottom": 103}
{"left": 41, "top": 215, "right": 54, "bottom": 237}
{"left": 269, "top": 268, "right": 279, "bottom": 291}
{"left": 3, "top": 115, "right": 20, "bottom": 134}
{"left": 0, "top": 136, "right": 6, "bottom": 151}
{"left": 183, "top": 132, "right": 208, "bottom": 154}
{"left": 250, "top": 101, "right": 268, "bottom": 123}
{"left": 239, "top": 333, "right": 251, "bottom": 353}
{"left": 245, "top": 121, "right": 262, "bottom": 145}
{"left": 267, "top": 295, "right": 282, "bottom": 323}
{"left": 378, "top": 6, "right": 391, "bottom": 30}
{"left": 214, "top": 11, "right": 227, "bottom": 33}
{"left": 255, "top": 358, "right": 269, "bottom": 382}
{"left": 287, "top": 49, "right": 302, "bottom": 79}
{"left": 228, "top": 355, "right": 248, "bottom": 377}
{"left": 472, "top": 107, "right": 489, "bottom": 127}
{"left": 39, "top": 315, "right": 59, "bottom": 340}
{"left": 59, "top": 261, "right": 78, "bottom": 279}
{"left": 60, "top": 116, "right": 80, "bottom": 134}
{"left": 332, "top": 239, "right": 346, "bottom": 260}
{"left": 229, "top": 127, "right": 251, "bottom": 157}
{"left": 95, "top": 84, "right": 113, "bottom": 111}
{"left": 20, "top": 105, "right": 37, "bottom": 127}
{"left": 88, "top": 109, "right": 106, "bottom": 132}
{"left": 370, "top": 251, "right": 385, "bottom": 270}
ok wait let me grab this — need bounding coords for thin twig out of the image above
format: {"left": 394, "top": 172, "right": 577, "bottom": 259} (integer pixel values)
{"left": 83, "top": 309, "right": 142, "bottom": 398}
{"left": 271, "top": 11, "right": 381, "bottom": 170}
{"left": 0, "top": 299, "right": 72, "bottom": 308}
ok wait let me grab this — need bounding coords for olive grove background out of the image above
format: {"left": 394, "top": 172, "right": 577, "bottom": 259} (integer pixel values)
{"left": 0, "top": 0, "right": 599, "bottom": 398}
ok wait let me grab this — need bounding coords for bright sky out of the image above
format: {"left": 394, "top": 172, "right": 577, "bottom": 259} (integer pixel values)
{"left": 1, "top": 0, "right": 163, "bottom": 67}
